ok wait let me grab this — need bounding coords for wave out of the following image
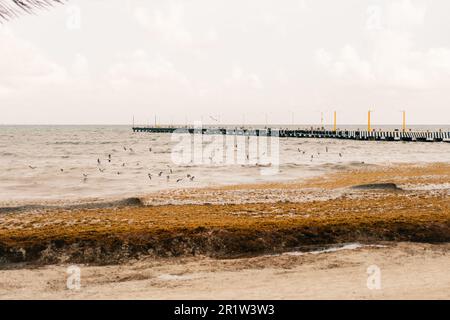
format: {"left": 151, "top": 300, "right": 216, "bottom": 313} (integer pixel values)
{"left": 0, "top": 197, "right": 144, "bottom": 214}
{"left": 0, "top": 152, "right": 17, "bottom": 157}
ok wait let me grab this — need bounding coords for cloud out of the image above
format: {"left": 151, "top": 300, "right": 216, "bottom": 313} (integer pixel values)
{"left": 225, "top": 66, "right": 263, "bottom": 89}
{"left": 0, "top": 27, "right": 67, "bottom": 95}
{"left": 107, "top": 50, "right": 189, "bottom": 92}
{"left": 134, "top": 2, "right": 192, "bottom": 46}
{"left": 71, "top": 53, "right": 89, "bottom": 79}
{"left": 316, "top": 0, "right": 450, "bottom": 89}
{"left": 387, "top": 0, "right": 426, "bottom": 30}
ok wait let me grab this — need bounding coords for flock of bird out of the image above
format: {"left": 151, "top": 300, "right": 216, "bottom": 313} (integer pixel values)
{"left": 26, "top": 143, "right": 348, "bottom": 183}
{"left": 296, "top": 145, "right": 343, "bottom": 161}
{"left": 90, "top": 146, "right": 196, "bottom": 184}
{"left": 28, "top": 145, "right": 196, "bottom": 184}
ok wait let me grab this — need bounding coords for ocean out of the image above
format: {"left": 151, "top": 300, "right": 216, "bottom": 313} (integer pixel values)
{"left": 0, "top": 125, "right": 449, "bottom": 207}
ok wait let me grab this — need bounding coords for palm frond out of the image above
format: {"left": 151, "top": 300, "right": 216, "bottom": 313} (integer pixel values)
{"left": 0, "top": 0, "right": 64, "bottom": 21}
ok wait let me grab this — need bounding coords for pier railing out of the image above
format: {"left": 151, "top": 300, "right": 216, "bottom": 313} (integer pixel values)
{"left": 132, "top": 127, "right": 450, "bottom": 142}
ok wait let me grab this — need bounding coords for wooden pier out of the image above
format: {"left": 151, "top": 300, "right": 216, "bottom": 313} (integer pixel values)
{"left": 132, "top": 127, "right": 450, "bottom": 142}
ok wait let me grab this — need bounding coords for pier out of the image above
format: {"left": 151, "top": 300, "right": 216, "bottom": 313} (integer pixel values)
{"left": 132, "top": 126, "right": 450, "bottom": 142}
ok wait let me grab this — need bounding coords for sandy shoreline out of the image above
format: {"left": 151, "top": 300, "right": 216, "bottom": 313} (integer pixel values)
{"left": 1, "top": 242, "right": 448, "bottom": 299}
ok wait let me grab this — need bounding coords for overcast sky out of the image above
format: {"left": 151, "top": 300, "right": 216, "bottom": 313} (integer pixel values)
{"left": 1, "top": 0, "right": 450, "bottom": 125}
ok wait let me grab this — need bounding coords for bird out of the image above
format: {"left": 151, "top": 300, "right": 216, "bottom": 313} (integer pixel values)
{"left": 339, "top": 153, "right": 342, "bottom": 157}
{"left": 189, "top": 176, "right": 195, "bottom": 181}
{"left": 123, "top": 146, "right": 127, "bottom": 151}
{"left": 158, "top": 171, "right": 163, "bottom": 177}
{"left": 28, "top": 165, "right": 36, "bottom": 169}
{"left": 82, "top": 174, "right": 88, "bottom": 181}
{"left": 167, "top": 175, "right": 170, "bottom": 181}
{"left": 148, "top": 173, "right": 152, "bottom": 180}
{"left": 176, "top": 178, "right": 183, "bottom": 183}
{"left": 117, "top": 171, "right": 121, "bottom": 175}
{"left": 187, "top": 174, "right": 191, "bottom": 178}
{"left": 149, "top": 147, "right": 152, "bottom": 152}
{"left": 122, "top": 163, "right": 126, "bottom": 167}
{"left": 60, "top": 169, "right": 64, "bottom": 172}
{"left": 97, "top": 158, "right": 101, "bottom": 165}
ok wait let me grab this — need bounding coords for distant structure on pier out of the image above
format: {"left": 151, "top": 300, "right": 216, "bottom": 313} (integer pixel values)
{"left": 134, "top": 110, "right": 449, "bottom": 142}
{"left": 132, "top": 126, "right": 450, "bottom": 143}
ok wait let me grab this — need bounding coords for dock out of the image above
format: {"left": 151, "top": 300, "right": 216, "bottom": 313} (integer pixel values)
{"left": 132, "top": 127, "right": 450, "bottom": 142}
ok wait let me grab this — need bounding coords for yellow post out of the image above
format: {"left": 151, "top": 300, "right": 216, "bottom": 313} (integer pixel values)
{"left": 367, "top": 110, "right": 371, "bottom": 132}
{"left": 333, "top": 111, "right": 337, "bottom": 131}
{"left": 402, "top": 111, "right": 406, "bottom": 132}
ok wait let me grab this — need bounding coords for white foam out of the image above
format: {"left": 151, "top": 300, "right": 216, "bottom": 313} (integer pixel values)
{"left": 283, "top": 243, "right": 386, "bottom": 256}
{"left": 402, "top": 183, "right": 450, "bottom": 191}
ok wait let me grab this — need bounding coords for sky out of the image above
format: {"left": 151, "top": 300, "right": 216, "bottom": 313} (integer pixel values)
{"left": 0, "top": 0, "right": 450, "bottom": 125}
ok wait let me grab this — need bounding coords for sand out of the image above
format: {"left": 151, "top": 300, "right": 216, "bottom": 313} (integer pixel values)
{"left": 0, "top": 242, "right": 448, "bottom": 299}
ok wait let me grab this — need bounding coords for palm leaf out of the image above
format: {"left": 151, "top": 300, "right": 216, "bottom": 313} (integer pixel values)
{"left": 0, "top": 0, "right": 64, "bottom": 21}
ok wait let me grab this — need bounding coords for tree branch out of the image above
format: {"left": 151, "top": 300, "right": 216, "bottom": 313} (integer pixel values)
{"left": 0, "top": 0, "right": 64, "bottom": 21}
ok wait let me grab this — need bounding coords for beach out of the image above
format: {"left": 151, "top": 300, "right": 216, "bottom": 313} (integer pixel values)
{"left": 0, "top": 242, "right": 448, "bottom": 300}
{"left": 0, "top": 162, "right": 449, "bottom": 299}
{"left": 2, "top": 0, "right": 450, "bottom": 303}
